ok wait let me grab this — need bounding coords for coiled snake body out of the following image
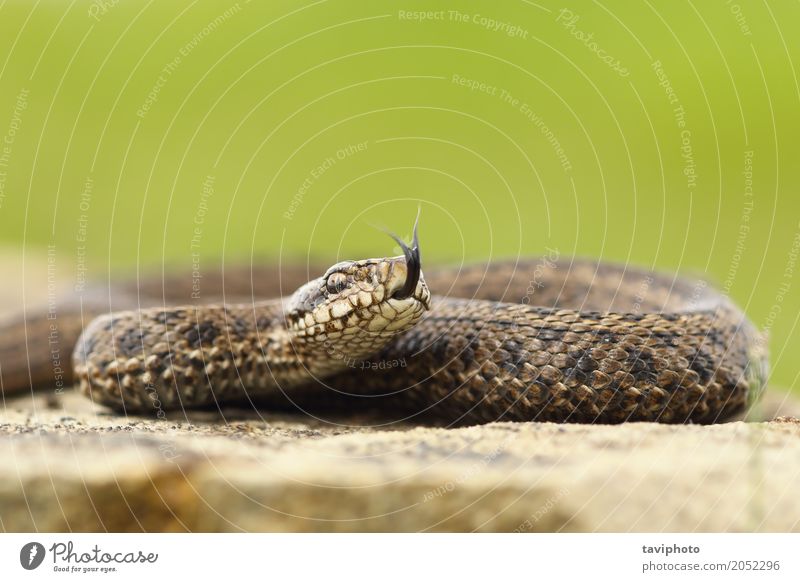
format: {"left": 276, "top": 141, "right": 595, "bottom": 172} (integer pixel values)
{"left": 1, "top": 232, "right": 768, "bottom": 425}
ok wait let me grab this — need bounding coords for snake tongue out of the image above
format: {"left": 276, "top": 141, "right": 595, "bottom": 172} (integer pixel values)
{"left": 388, "top": 212, "right": 421, "bottom": 300}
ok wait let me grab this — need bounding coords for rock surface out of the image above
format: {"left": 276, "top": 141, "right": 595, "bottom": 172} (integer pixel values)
{"left": 1, "top": 390, "right": 800, "bottom": 532}
{"left": 2, "top": 252, "right": 799, "bottom": 532}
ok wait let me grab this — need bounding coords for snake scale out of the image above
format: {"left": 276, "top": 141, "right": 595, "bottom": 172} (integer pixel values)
{"left": 0, "top": 225, "right": 768, "bottom": 425}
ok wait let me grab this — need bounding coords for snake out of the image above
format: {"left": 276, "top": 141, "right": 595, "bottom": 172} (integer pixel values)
{"left": 0, "top": 219, "right": 768, "bottom": 425}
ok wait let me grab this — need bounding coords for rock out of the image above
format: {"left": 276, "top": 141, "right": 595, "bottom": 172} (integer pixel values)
{"left": 1, "top": 390, "right": 799, "bottom": 532}
{"left": 2, "top": 255, "right": 798, "bottom": 531}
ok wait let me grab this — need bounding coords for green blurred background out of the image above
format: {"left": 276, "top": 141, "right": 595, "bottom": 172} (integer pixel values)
{"left": 0, "top": 1, "right": 798, "bottom": 390}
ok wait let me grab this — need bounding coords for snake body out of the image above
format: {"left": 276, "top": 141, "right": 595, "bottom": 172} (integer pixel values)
{"left": 62, "top": 245, "right": 768, "bottom": 425}
{"left": 341, "top": 259, "right": 767, "bottom": 424}
{"left": 0, "top": 237, "right": 767, "bottom": 425}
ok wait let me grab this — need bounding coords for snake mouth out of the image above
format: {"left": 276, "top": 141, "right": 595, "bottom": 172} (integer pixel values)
{"left": 298, "top": 298, "right": 427, "bottom": 339}
{"left": 388, "top": 211, "right": 421, "bottom": 300}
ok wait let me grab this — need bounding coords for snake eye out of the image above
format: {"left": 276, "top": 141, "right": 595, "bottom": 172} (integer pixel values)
{"left": 325, "top": 272, "right": 349, "bottom": 295}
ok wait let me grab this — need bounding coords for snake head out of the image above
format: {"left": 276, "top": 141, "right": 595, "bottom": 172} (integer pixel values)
{"left": 285, "top": 224, "right": 430, "bottom": 369}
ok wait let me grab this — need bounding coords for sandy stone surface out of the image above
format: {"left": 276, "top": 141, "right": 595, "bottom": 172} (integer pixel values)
{"left": 2, "top": 251, "right": 799, "bottom": 532}
{"left": 1, "top": 389, "right": 799, "bottom": 532}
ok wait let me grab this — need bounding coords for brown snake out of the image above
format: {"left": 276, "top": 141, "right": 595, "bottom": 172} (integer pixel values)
{"left": 0, "top": 226, "right": 767, "bottom": 425}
